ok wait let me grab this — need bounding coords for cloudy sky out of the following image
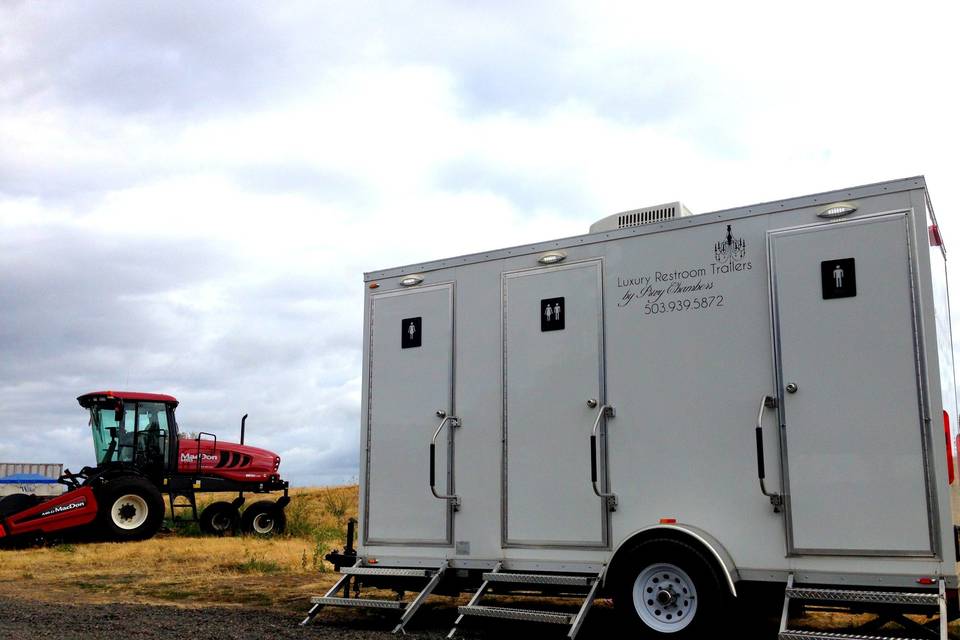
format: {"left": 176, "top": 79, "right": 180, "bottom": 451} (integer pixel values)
{"left": 1, "top": 1, "right": 959, "bottom": 486}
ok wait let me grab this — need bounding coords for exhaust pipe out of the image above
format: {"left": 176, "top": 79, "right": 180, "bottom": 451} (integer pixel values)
{"left": 240, "top": 414, "right": 248, "bottom": 445}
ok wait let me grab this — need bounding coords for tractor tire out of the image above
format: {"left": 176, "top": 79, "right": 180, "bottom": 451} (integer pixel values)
{"left": 241, "top": 500, "right": 286, "bottom": 536}
{"left": 96, "top": 477, "right": 165, "bottom": 542}
{"left": 199, "top": 501, "right": 240, "bottom": 535}
{"left": 0, "top": 493, "right": 42, "bottom": 518}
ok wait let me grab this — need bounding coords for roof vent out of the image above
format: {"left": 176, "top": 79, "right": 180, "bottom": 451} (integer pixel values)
{"left": 589, "top": 201, "right": 693, "bottom": 233}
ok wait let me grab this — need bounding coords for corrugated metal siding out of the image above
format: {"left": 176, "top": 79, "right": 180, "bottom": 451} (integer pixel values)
{"left": 0, "top": 463, "right": 62, "bottom": 480}
{"left": 0, "top": 463, "right": 64, "bottom": 496}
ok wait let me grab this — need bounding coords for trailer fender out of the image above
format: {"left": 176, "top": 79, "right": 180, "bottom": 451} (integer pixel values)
{"left": 606, "top": 523, "right": 739, "bottom": 598}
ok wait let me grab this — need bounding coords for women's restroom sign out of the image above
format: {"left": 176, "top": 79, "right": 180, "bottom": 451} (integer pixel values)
{"left": 821, "top": 258, "right": 856, "bottom": 299}
{"left": 541, "top": 297, "right": 565, "bottom": 331}
{"left": 402, "top": 317, "right": 422, "bottom": 348}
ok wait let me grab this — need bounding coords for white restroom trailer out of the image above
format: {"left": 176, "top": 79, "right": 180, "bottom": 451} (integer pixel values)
{"left": 305, "top": 176, "right": 959, "bottom": 639}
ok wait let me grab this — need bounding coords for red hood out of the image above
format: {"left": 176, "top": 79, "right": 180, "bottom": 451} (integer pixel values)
{"left": 177, "top": 438, "right": 281, "bottom": 482}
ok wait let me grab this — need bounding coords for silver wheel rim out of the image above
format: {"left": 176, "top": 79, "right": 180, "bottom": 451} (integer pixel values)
{"left": 210, "top": 511, "right": 233, "bottom": 531}
{"left": 252, "top": 512, "right": 274, "bottom": 534}
{"left": 632, "top": 562, "right": 698, "bottom": 632}
{"left": 111, "top": 494, "right": 149, "bottom": 530}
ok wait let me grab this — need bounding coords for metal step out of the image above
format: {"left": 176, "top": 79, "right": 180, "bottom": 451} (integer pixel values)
{"left": 482, "top": 572, "right": 597, "bottom": 587}
{"left": 309, "top": 596, "right": 405, "bottom": 610}
{"left": 779, "top": 631, "right": 927, "bottom": 640}
{"left": 457, "top": 605, "right": 575, "bottom": 625}
{"left": 778, "top": 574, "right": 946, "bottom": 640}
{"left": 302, "top": 560, "right": 449, "bottom": 631}
{"left": 785, "top": 587, "right": 939, "bottom": 607}
{"left": 342, "top": 566, "right": 432, "bottom": 578}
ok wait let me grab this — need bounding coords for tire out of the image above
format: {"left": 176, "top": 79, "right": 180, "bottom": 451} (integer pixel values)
{"left": 96, "top": 477, "right": 165, "bottom": 542}
{"left": 0, "top": 493, "right": 42, "bottom": 518}
{"left": 199, "top": 501, "right": 240, "bottom": 535}
{"left": 613, "top": 538, "right": 726, "bottom": 638}
{"left": 240, "top": 500, "right": 286, "bottom": 536}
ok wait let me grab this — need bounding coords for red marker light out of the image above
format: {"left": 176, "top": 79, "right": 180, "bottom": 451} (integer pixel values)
{"left": 930, "top": 225, "right": 943, "bottom": 247}
{"left": 369, "top": 282, "right": 380, "bottom": 289}
{"left": 660, "top": 518, "right": 677, "bottom": 525}
{"left": 945, "top": 411, "right": 954, "bottom": 485}
{"left": 917, "top": 577, "right": 935, "bottom": 585}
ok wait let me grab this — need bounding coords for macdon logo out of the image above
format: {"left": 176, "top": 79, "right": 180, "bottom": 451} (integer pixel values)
{"left": 39, "top": 499, "right": 87, "bottom": 518}
{"left": 180, "top": 452, "right": 218, "bottom": 464}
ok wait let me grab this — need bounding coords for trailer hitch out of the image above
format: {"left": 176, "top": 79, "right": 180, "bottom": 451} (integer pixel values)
{"left": 756, "top": 395, "right": 783, "bottom": 512}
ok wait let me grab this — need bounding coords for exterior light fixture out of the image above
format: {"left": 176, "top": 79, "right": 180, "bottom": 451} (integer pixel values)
{"left": 818, "top": 203, "right": 857, "bottom": 219}
{"left": 537, "top": 251, "right": 566, "bottom": 265}
{"left": 399, "top": 275, "right": 424, "bottom": 287}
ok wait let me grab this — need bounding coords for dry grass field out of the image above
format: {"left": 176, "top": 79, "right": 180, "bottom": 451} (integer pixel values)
{"left": 0, "top": 484, "right": 955, "bottom": 638}
{"left": 0, "top": 485, "right": 355, "bottom": 614}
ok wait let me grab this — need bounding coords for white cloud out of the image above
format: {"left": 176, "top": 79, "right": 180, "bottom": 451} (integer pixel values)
{"left": 1, "top": 1, "right": 959, "bottom": 486}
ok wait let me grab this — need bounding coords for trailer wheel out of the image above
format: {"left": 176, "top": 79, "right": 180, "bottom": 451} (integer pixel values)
{"left": 97, "top": 477, "right": 164, "bottom": 542}
{"left": 241, "top": 501, "right": 286, "bottom": 536}
{"left": 199, "top": 501, "right": 239, "bottom": 535}
{"left": 613, "top": 538, "right": 726, "bottom": 638}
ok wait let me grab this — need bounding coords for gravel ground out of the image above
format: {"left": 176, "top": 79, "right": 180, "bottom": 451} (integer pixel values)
{"left": 0, "top": 595, "right": 785, "bottom": 640}
{"left": 0, "top": 597, "right": 417, "bottom": 640}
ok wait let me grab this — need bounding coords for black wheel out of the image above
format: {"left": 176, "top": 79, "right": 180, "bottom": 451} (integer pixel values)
{"left": 0, "top": 493, "right": 42, "bottom": 518}
{"left": 613, "top": 538, "right": 727, "bottom": 638}
{"left": 96, "top": 477, "right": 165, "bottom": 542}
{"left": 241, "top": 500, "right": 286, "bottom": 536}
{"left": 199, "top": 501, "right": 240, "bottom": 535}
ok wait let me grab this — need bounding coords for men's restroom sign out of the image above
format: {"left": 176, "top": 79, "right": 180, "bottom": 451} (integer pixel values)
{"left": 402, "top": 317, "right": 422, "bottom": 348}
{"left": 821, "top": 258, "right": 856, "bottom": 299}
{"left": 541, "top": 297, "right": 565, "bottom": 331}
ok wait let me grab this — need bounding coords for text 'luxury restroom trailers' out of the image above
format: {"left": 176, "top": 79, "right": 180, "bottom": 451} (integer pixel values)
{"left": 305, "top": 177, "right": 959, "bottom": 639}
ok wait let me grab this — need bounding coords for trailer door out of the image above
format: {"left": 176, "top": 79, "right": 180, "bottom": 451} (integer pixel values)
{"left": 503, "top": 260, "right": 608, "bottom": 548}
{"left": 364, "top": 283, "right": 455, "bottom": 546}
{"left": 769, "top": 213, "right": 935, "bottom": 556}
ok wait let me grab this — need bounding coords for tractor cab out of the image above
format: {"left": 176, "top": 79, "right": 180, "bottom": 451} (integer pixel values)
{"left": 78, "top": 391, "right": 179, "bottom": 477}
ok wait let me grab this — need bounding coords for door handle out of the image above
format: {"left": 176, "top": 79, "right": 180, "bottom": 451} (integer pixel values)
{"left": 430, "top": 414, "right": 461, "bottom": 510}
{"left": 755, "top": 395, "right": 783, "bottom": 512}
{"left": 785, "top": 383, "right": 798, "bottom": 394}
{"left": 589, "top": 403, "right": 617, "bottom": 511}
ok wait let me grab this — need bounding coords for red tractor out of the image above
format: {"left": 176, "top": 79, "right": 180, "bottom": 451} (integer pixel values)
{"left": 0, "top": 391, "right": 289, "bottom": 545}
